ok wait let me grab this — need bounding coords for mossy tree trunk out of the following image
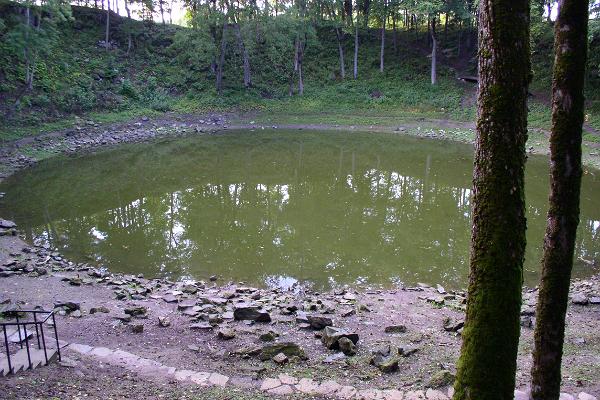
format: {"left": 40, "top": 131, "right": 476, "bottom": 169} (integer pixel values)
{"left": 531, "top": 1, "right": 589, "bottom": 399}
{"left": 452, "top": 0, "right": 530, "bottom": 399}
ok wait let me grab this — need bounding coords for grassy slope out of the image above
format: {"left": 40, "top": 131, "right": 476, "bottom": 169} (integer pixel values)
{"left": 0, "top": 5, "right": 598, "bottom": 143}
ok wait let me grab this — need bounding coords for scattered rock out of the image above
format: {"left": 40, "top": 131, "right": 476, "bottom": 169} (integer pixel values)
{"left": 323, "top": 352, "right": 346, "bottom": 364}
{"left": 370, "top": 353, "right": 399, "bottom": 373}
{"left": 384, "top": 324, "right": 407, "bottom": 334}
{"left": 443, "top": 317, "right": 464, "bottom": 332}
{"left": 217, "top": 328, "right": 236, "bottom": 340}
{"left": 124, "top": 306, "right": 148, "bottom": 318}
{"left": 259, "top": 342, "right": 306, "bottom": 361}
{"left": 307, "top": 315, "right": 333, "bottom": 330}
{"left": 233, "top": 304, "right": 271, "bottom": 322}
{"left": 130, "top": 324, "right": 144, "bottom": 333}
{"left": 572, "top": 293, "right": 589, "bottom": 305}
{"left": 190, "top": 322, "right": 213, "bottom": 330}
{"left": 427, "top": 370, "right": 455, "bottom": 388}
{"left": 321, "top": 326, "right": 359, "bottom": 350}
{"left": 338, "top": 336, "right": 357, "bottom": 356}
{"left": 259, "top": 330, "right": 278, "bottom": 342}
{"left": 272, "top": 352, "right": 289, "bottom": 364}
{"left": 90, "top": 306, "right": 110, "bottom": 314}
{"left": 158, "top": 316, "right": 171, "bottom": 327}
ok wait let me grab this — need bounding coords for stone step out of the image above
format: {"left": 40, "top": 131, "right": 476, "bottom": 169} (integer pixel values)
{"left": 0, "top": 347, "right": 57, "bottom": 376}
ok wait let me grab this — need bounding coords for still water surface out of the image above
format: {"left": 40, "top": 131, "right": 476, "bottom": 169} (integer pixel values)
{"left": 1, "top": 130, "right": 599, "bottom": 289}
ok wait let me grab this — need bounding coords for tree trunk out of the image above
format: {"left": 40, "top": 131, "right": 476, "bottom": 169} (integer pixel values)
{"left": 216, "top": 23, "right": 228, "bottom": 94}
{"left": 380, "top": 3, "right": 386, "bottom": 73}
{"left": 234, "top": 23, "right": 252, "bottom": 88}
{"left": 124, "top": 0, "right": 132, "bottom": 55}
{"left": 430, "top": 17, "right": 437, "bottom": 85}
{"left": 353, "top": 24, "right": 358, "bottom": 79}
{"left": 392, "top": 13, "right": 397, "bottom": 55}
{"left": 24, "top": 6, "right": 32, "bottom": 90}
{"left": 105, "top": 0, "right": 110, "bottom": 50}
{"left": 530, "top": 1, "right": 589, "bottom": 399}
{"left": 298, "top": 39, "right": 304, "bottom": 95}
{"left": 335, "top": 27, "right": 345, "bottom": 79}
{"left": 452, "top": 0, "right": 530, "bottom": 399}
{"left": 160, "top": 0, "right": 165, "bottom": 24}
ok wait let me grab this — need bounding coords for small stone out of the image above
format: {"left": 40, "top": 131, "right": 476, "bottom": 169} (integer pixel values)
{"left": 209, "top": 275, "right": 218, "bottom": 281}
{"left": 70, "top": 309, "right": 82, "bottom": 318}
{"left": 208, "top": 372, "right": 229, "bottom": 386}
{"left": 296, "top": 378, "right": 319, "bottom": 394}
{"left": 259, "top": 342, "right": 306, "bottom": 361}
{"left": 158, "top": 316, "right": 171, "bottom": 327}
{"left": 278, "top": 374, "right": 298, "bottom": 385}
{"left": 578, "top": 393, "right": 598, "bottom": 400}
{"left": 443, "top": 317, "right": 464, "bottom": 332}
{"left": 272, "top": 352, "right": 289, "bottom": 364}
{"left": 124, "top": 306, "right": 148, "bottom": 318}
{"left": 427, "top": 370, "right": 455, "bottom": 388}
{"left": 90, "top": 306, "right": 110, "bottom": 314}
{"left": 217, "top": 328, "right": 236, "bottom": 340}
{"left": 260, "top": 377, "right": 282, "bottom": 391}
{"left": 259, "top": 331, "right": 278, "bottom": 342}
{"left": 234, "top": 304, "right": 271, "bottom": 322}
{"left": 370, "top": 353, "right": 399, "bottom": 373}
{"left": 130, "top": 323, "right": 144, "bottom": 333}
{"left": 268, "top": 385, "right": 294, "bottom": 395}
{"left": 190, "top": 322, "right": 213, "bottom": 330}
{"left": 385, "top": 325, "right": 407, "bottom": 334}
{"left": 316, "top": 380, "right": 342, "bottom": 395}
{"left": 307, "top": 314, "right": 333, "bottom": 330}
{"left": 425, "top": 388, "right": 448, "bottom": 400}
{"left": 589, "top": 297, "right": 600, "bottom": 305}
{"left": 321, "top": 326, "right": 359, "bottom": 350}
{"left": 324, "top": 352, "right": 346, "bottom": 364}
{"left": 559, "top": 394, "right": 575, "bottom": 400}
{"left": 571, "top": 293, "right": 589, "bottom": 305}
{"left": 338, "top": 336, "right": 357, "bottom": 356}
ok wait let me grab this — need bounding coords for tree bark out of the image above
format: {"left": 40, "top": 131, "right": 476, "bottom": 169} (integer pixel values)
{"left": 105, "top": 0, "right": 110, "bottom": 50}
{"left": 380, "top": 1, "right": 386, "bottom": 73}
{"left": 353, "top": 24, "right": 358, "bottom": 79}
{"left": 452, "top": 0, "right": 530, "bottom": 399}
{"left": 216, "top": 23, "right": 228, "bottom": 94}
{"left": 335, "top": 27, "right": 345, "bottom": 79}
{"left": 530, "top": 1, "right": 589, "bottom": 399}
{"left": 392, "top": 12, "right": 397, "bottom": 55}
{"left": 430, "top": 17, "right": 437, "bottom": 85}
{"left": 234, "top": 23, "right": 252, "bottom": 88}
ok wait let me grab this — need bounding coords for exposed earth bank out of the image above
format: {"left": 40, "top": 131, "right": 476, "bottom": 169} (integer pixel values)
{"left": 0, "top": 114, "right": 599, "bottom": 399}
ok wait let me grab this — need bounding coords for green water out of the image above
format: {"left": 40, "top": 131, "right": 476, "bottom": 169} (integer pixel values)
{"left": 1, "top": 130, "right": 599, "bottom": 290}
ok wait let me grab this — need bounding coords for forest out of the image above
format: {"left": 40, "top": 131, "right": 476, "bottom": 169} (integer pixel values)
{"left": 0, "top": 0, "right": 599, "bottom": 136}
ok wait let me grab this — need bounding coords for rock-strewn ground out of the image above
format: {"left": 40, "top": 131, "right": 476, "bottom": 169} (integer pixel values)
{"left": 1, "top": 228, "right": 599, "bottom": 399}
{"left": 0, "top": 115, "right": 599, "bottom": 399}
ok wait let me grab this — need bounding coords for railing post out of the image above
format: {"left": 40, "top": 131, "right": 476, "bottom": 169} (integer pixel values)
{"left": 23, "top": 324, "right": 32, "bottom": 370}
{"left": 33, "top": 313, "right": 41, "bottom": 349}
{"left": 39, "top": 321, "right": 49, "bottom": 365}
{"left": 3, "top": 326, "right": 12, "bottom": 374}
{"left": 51, "top": 314, "right": 61, "bottom": 361}
{"left": 15, "top": 314, "right": 22, "bottom": 349}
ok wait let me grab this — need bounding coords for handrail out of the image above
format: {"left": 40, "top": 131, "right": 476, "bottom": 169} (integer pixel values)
{"left": 0, "top": 309, "right": 61, "bottom": 375}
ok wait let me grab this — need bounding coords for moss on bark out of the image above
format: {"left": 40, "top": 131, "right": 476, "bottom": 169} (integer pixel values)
{"left": 452, "top": 1, "right": 530, "bottom": 399}
{"left": 530, "top": 1, "right": 589, "bottom": 399}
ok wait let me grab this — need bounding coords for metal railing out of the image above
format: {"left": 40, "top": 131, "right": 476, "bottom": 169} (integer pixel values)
{"left": 1, "top": 309, "right": 61, "bottom": 374}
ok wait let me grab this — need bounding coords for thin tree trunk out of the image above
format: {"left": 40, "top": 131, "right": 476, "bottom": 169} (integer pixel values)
{"left": 289, "top": 35, "right": 299, "bottom": 96}
{"left": 124, "top": 0, "right": 132, "bottom": 55}
{"left": 452, "top": 0, "right": 530, "bottom": 398}
{"left": 380, "top": 2, "right": 386, "bottom": 73}
{"left": 24, "top": 6, "right": 32, "bottom": 90}
{"left": 530, "top": 1, "right": 589, "bottom": 399}
{"left": 160, "top": 0, "right": 165, "bottom": 24}
{"left": 216, "top": 23, "right": 228, "bottom": 94}
{"left": 298, "top": 39, "right": 304, "bottom": 95}
{"left": 335, "top": 27, "right": 345, "bottom": 79}
{"left": 234, "top": 23, "right": 252, "bottom": 88}
{"left": 105, "top": 0, "right": 110, "bottom": 50}
{"left": 353, "top": 24, "right": 358, "bottom": 79}
{"left": 430, "top": 17, "right": 437, "bottom": 85}
{"left": 392, "top": 12, "right": 397, "bottom": 55}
